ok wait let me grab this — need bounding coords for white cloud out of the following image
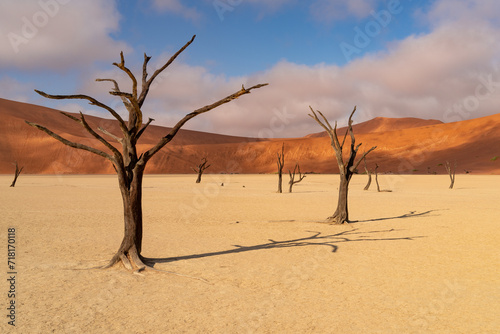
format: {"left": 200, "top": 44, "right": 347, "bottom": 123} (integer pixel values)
{"left": 0, "top": 0, "right": 130, "bottom": 71}
{"left": 15, "top": 0, "right": 500, "bottom": 139}
{"left": 425, "top": 0, "right": 500, "bottom": 27}
{"left": 150, "top": 0, "right": 202, "bottom": 22}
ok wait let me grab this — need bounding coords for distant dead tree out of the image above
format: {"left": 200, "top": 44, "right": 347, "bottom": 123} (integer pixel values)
{"left": 288, "top": 163, "right": 306, "bottom": 193}
{"left": 277, "top": 143, "right": 284, "bottom": 193}
{"left": 10, "top": 161, "right": 24, "bottom": 187}
{"left": 445, "top": 160, "right": 456, "bottom": 189}
{"left": 192, "top": 157, "right": 211, "bottom": 183}
{"left": 374, "top": 164, "right": 392, "bottom": 192}
{"left": 363, "top": 157, "right": 372, "bottom": 191}
{"left": 309, "top": 106, "right": 376, "bottom": 224}
{"left": 26, "top": 35, "right": 268, "bottom": 273}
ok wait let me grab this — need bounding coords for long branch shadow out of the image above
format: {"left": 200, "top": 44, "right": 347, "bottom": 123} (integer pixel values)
{"left": 351, "top": 210, "right": 441, "bottom": 223}
{"left": 144, "top": 228, "right": 425, "bottom": 266}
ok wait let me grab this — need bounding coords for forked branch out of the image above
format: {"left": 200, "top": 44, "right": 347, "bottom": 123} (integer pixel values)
{"left": 10, "top": 161, "right": 24, "bottom": 187}
{"left": 445, "top": 160, "right": 457, "bottom": 189}
{"left": 138, "top": 35, "right": 197, "bottom": 107}
{"left": 288, "top": 163, "right": 306, "bottom": 193}
{"left": 25, "top": 121, "right": 114, "bottom": 162}
{"left": 34, "top": 90, "right": 128, "bottom": 134}
{"left": 192, "top": 157, "right": 211, "bottom": 183}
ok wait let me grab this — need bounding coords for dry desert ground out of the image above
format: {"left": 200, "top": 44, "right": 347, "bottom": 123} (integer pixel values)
{"left": 1, "top": 174, "right": 499, "bottom": 333}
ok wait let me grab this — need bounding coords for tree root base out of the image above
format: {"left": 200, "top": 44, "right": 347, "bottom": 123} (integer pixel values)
{"left": 98, "top": 251, "right": 209, "bottom": 282}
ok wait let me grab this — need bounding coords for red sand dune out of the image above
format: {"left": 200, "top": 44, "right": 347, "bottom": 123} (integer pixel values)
{"left": 306, "top": 116, "right": 443, "bottom": 137}
{"left": 1, "top": 97, "right": 499, "bottom": 175}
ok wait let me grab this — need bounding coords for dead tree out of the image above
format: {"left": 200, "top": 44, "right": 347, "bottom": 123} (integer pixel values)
{"left": 363, "top": 156, "right": 371, "bottom": 191}
{"left": 309, "top": 106, "right": 376, "bottom": 224}
{"left": 374, "top": 164, "right": 392, "bottom": 192}
{"left": 288, "top": 163, "right": 306, "bottom": 193}
{"left": 445, "top": 160, "right": 456, "bottom": 189}
{"left": 277, "top": 143, "right": 284, "bottom": 193}
{"left": 9, "top": 161, "right": 24, "bottom": 187}
{"left": 25, "top": 35, "right": 268, "bottom": 273}
{"left": 192, "top": 157, "right": 211, "bottom": 183}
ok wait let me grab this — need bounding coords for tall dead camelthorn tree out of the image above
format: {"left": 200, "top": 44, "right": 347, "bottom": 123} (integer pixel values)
{"left": 10, "top": 161, "right": 24, "bottom": 187}
{"left": 25, "top": 35, "right": 268, "bottom": 273}
{"left": 288, "top": 163, "right": 306, "bottom": 193}
{"left": 277, "top": 143, "right": 284, "bottom": 193}
{"left": 444, "top": 160, "right": 456, "bottom": 189}
{"left": 192, "top": 157, "right": 210, "bottom": 183}
{"left": 309, "top": 106, "right": 376, "bottom": 224}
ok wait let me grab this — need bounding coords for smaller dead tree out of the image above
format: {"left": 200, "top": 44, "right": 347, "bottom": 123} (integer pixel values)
{"left": 309, "top": 106, "right": 376, "bottom": 224}
{"left": 192, "top": 157, "right": 211, "bottom": 183}
{"left": 374, "top": 164, "right": 392, "bottom": 192}
{"left": 288, "top": 163, "right": 306, "bottom": 193}
{"left": 10, "top": 161, "right": 24, "bottom": 187}
{"left": 444, "top": 160, "right": 456, "bottom": 189}
{"left": 277, "top": 143, "right": 284, "bottom": 193}
{"left": 363, "top": 157, "right": 372, "bottom": 191}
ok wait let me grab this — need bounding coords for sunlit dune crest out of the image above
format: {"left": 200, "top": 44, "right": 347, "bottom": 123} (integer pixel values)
{"left": 1, "top": 97, "right": 499, "bottom": 175}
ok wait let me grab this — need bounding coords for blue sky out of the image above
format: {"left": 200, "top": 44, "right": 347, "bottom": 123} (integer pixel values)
{"left": 1, "top": 0, "right": 499, "bottom": 137}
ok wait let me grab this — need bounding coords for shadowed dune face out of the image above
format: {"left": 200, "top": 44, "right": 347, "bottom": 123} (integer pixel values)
{"left": 1, "top": 97, "right": 499, "bottom": 174}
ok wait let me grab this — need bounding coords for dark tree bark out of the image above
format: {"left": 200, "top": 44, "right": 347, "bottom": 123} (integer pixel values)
{"left": 25, "top": 35, "right": 268, "bottom": 273}
{"left": 288, "top": 163, "right": 306, "bottom": 193}
{"left": 277, "top": 143, "right": 284, "bottom": 193}
{"left": 192, "top": 157, "right": 211, "bottom": 183}
{"left": 309, "top": 106, "right": 376, "bottom": 224}
{"left": 363, "top": 157, "right": 371, "bottom": 191}
{"left": 10, "top": 161, "right": 24, "bottom": 187}
{"left": 445, "top": 160, "right": 456, "bottom": 189}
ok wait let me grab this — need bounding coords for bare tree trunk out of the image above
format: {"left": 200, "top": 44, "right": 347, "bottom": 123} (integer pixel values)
{"left": 277, "top": 143, "right": 284, "bottom": 193}
{"left": 309, "top": 106, "right": 376, "bottom": 224}
{"left": 192, "top": 157, "right": 210, "bottom": 183}
{"left": 374, "top": 164, "right": 392, "bottom": 192}
{"left": 10, "top": 161, "right": 24, "bottom": 187}
{"left": 106, "top": 166, "right": 146, "bottom": 271}
{"left": 363, "top": 157, "right": 371, "bottom": 191}
{"left": 329, "top": 172, "right": 351, "bottom": 223}
{"left": 445, "top": 160, "right": 456, "bottom": 189}
{"left": 288, "top": 163, "right": 306, "bottom": 193}
{"left": 375, "top": 164, "right": 381, "bottom": 192}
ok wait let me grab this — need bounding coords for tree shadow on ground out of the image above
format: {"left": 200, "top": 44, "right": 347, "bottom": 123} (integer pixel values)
{"left": 144, "top": 228, "right": 425, "bottom": 266}
{"left": 351, "top": 210, "right": 440, "bottom": 223}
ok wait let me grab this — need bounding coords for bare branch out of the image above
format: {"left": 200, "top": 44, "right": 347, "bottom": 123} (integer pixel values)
{"left": 138, "top": 35, "right": 196, "bottom": 107}
{"left": 142, "top": 83, "right": 268, "bottom": 161}
{"left": 112, "top": 51, "right": 138, "bottom": 99}
{"left": 136, "top": 117, "right": 155, "bottom": 140}
{"left": 340, "top": 127, "right": 349, "bottom": 150}
{"left": 77, "top": 112, "right": 123, "bottom": 160}
{"left": 96, "top": 78, "right": 121, "bottom": 92}
{"left": 10, "top": 161, "right": 24, "bottom": 187}
{"left": 34, "top": 89, "right": 128, "bottom": 134}
{"left": 142, "top": 53, "right": 152, "bottom": 86}
{"left": 308, "top": 107, "right": 344, "bottom": 168}
{"left": 98, "top": 127, "right": 123, "bottom": 143}
{"left": 288, "top": 163, "right": 306, "bottom": 192}
{"left": 25, "top": 121, "right": 114, "bottom": 162}
{"left": 351, "top": 146, "right": 377, "bottom": 172}
{"left": 58, "top": 111, "right": 123, "bottom": 160}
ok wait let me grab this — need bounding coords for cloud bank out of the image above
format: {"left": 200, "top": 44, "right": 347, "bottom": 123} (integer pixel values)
{"left": 2, "top": 0, "right": 500, "bottom": 139}
{"left": 0, "top": 0, "right": 130, "bottom": 71}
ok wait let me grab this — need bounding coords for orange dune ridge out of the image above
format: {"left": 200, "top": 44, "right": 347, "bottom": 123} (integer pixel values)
{"left": 1, "top": 97, "right": 499, "bottom": 175}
